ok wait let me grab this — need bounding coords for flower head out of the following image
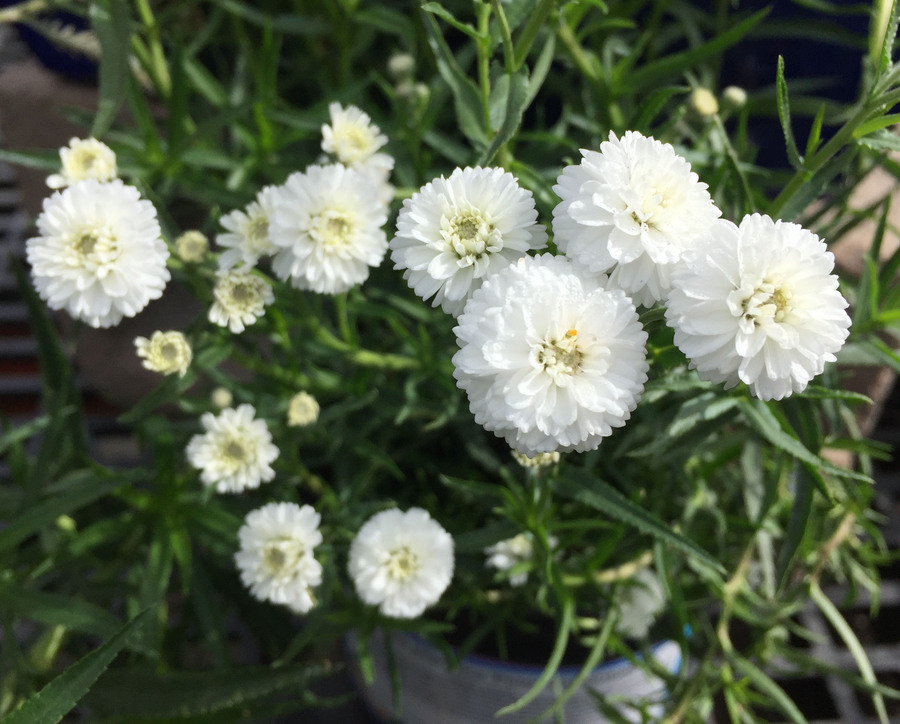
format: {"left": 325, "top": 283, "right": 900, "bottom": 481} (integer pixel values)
{"left": 552, "top": 131, "right": 721, "bottom": 307}
{"left": 287, "top": 391, "right": 320, "bottom": 427}
{"left": 391, "top": 167, "right": 547, "bottom": 316}
{"left": 235, "top": 502, "right": 323, "bottom": 614}
{"left": 134, "top": 330, "right": 192, "bottom": 377}
{"left": 216, "top": 185, "right": 280, "bottom": 270}
{"left": 666, "top": 214, "right": 851, "bottom": 400}
{"left": 174, "top": 230, "right": 209, "bottom": 263}
{"left": 452, "top": 254, "right": 648, "bottom": 455}
{"left": 348, "top": 507, "right": 454, "bottom": 619}
{"left": 46, "top": 137, "right": 117, "bottom": 189}
{"left": 614, "top": 568, "right": 666, "bottom": 640}
{"left": 321, "top": 102, "right": 388, "bottom": 165}
{"left": 270, "top": 164, "right": 388, "bottom": 294}
{"left": 26, "top": 179, "right": 169, "bottom": 328}
{"left": 186, "top": 404, "right": 278, "bottom": 493}
{"left": 208, "top": 268, "right": 274, "bottom": 333}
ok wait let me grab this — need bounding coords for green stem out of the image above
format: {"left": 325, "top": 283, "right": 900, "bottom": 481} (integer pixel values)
{"left": 513, "top": 0, "right": 558, "bottom": 70}
{"left": 134, "top": 0, "right": 171, "bottom": 98}
{"left": 490, "top": 0, "right": 515, "bottom": 74}
{"left": 477, "top": 2, "right": 492, "bottom": 134}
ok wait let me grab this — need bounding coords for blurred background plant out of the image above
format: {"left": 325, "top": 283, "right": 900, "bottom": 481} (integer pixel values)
{"left": 1, "top": 0, "right": 900, "bottom": 722}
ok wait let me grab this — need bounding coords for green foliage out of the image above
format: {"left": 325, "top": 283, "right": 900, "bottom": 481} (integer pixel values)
{"left": 2, "top": 0, "right": 900, "bottom": 722}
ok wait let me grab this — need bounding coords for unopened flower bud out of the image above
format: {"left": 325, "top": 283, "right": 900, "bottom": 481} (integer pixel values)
{"left": 690, "top": 87, "right": 719, "bottom": 117}
{"left": 722, "top": 85, "right": 748, "bottom": 110}
{"left": 175, "top": 230, "right": 209, "bottom": 263}
{"left": 388, "top": 53, "right": 415, "bottom": 80}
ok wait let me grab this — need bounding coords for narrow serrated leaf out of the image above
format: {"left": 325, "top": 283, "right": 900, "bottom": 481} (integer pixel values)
{"left": 89, "top": 0, "right": 132, "bottom": 138}
{"left": 558, "top": 472, "right": 725, "bottom": 574}
{"left": 2, "top": 609, "right": 152, "bottom": 724}
{"left": 777, "top": 56, "right": 804, "bottom": 170}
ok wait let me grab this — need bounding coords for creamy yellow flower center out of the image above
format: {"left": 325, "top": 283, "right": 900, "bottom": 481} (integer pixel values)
{"left": 261, "top": 537, "right": 305, "bottom": 579}
{"left": 536, "top": 329, "right": 583, "bottom": 379}
{"left": 443, "top": 209, "right": 502, "bottom": 267}
{"left": 230, "top": 282, "right": 253, "bottom": 304}
{"left": 69, "top": 225, "right": 119, "bottom": 270}
{"left": 386, "top": 546, "right": 420, "bottom": 581}
{"left": 223, "top": 438, "right": 247, "bottom": 462}
{"left": 311, "top": 210, "right": 353, "bottom": 248}
{"left": 729, "top": 278, "right": 793, "bottom": 326}
{"left": 246, "top": 215, "right": 270, "bottom": 248}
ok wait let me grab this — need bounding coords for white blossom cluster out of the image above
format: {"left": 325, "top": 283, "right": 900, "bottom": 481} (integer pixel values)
{"left": 390, "top": 129, "right": 851, "bottom": 458}
{"left": 233, "top": 499, "right": 455, "bottom": 620}
{"left": 209, "top": 103, "right": 394, "bottom": 315}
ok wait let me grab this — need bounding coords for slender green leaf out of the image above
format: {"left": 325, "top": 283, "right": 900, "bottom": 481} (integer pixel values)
{"left": 477, "top": 69, "right": 529, "bottom": 165}
{"left": 422, "top": 3, "right": 481, "bottom": 40}
{"left": 732, "top": 655, "right": 806, "bottom": 724}
{"left": 810, "top": 584, "right": 889, "bottom": 724}
{"left": 738, "top": 399, "right": 871, "bottom": 483}
{"left": 89, "top": 0, "right": 132, "bottom": 138}
{"left": 776, "top": 56, "right": 804, "bottom": 170}
{"left": 423, "top": 14, "right": 488, "bottom": 148}
{"left": 2, "top": 609, "right": 152, "bottom": 724}
{"left": 805, "top": 103, "right": 826, "bottom": 158}
{"left": 558, "top": 472, "right": 725, "bottom": 574}
{"left": 495, "top": 595, "right": 573, "bottom": 715}
{"left": 776, "top": 464, "right": 814, "bottom": 588}
{"left": 84, "top": 661, "right": 331, "bottom": 719}
{"left": 620, "top": 9, "right": 769, "bottom": 95}
{"left": 0, "top": 583, "right": 122, "bottom": 641}
{"left": 0, "top": 473, "right": 127, "bottom": 553}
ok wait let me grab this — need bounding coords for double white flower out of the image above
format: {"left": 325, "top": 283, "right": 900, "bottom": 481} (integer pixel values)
{"left": 452, "top": 254, "right": 648, "bottom": 455}
{"left": 348, "top": 508, "right": 454, "bottom": 619}
{"left": 553, "top": 131, "right": 721, "bottom": 307}
{"left": 390, "top": 166, "right": 547, "bottom": 316}
{"left": 236, "top": 502, "right": 323, "bottom": 614}
{"left": 666, "top": 214, "right": 851, "bottom": 400}
{"left": 26, "top": 179, "right": 169, "bottom": 329}
{"left": 270, "top": 164, "right": 388, "bottom": 295}
{"left": 186, "top": 404, "right": 279, "bottom": 493}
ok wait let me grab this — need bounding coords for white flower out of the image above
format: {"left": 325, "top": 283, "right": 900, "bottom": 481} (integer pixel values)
{"left": 391, "top": 167, "right": 548, "bottom": 316}
{"left": 320, "top": 104, "right": 395, "bottom": 208}
{"left": 452, "top": 254, "right": 648, "bottom": 455}
{"left": 46, "top": 137, "right": 117, "bottom": 189}
{"left": 174, "top": 230, "right": 209, "bottom": 263}
{"left": 235, "top": 502, "right": 323, "bottom": 614}
{"left": 26, "top": 179, "right": 169, "bottom": 328}
{"left": 666, "top": 214, "right": 851, "bottom": 400}
{"left": 321, "top": 102, "right": 388, "bottom": 165}
{"left": 614, "top": 568, "right": 666, "bottom": 640}
{"left": 270, "top": 164, "right": 388, "bottom": 294}
{"left": 485, "top": 533, "right": 557, "bottom": 587}
{"left": 208, "top": 268, "right": 274, "bottom": 333}
{"left": 552, "top": 131, "right": 721, "bottom": 307}
{"left": 348, "top": 508, "right": 454, "bottom": 619}
{"left": 287, "top": 391, "right": 320, "bottom": 427}
{"left": 216, "top": 185, "right": 280, "bottom": 270}
{"left": 134, "top": 330, "right": 192, "bottom": 377}
{"left": 186, "top": 404, "right": 278, "bottom": 493}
